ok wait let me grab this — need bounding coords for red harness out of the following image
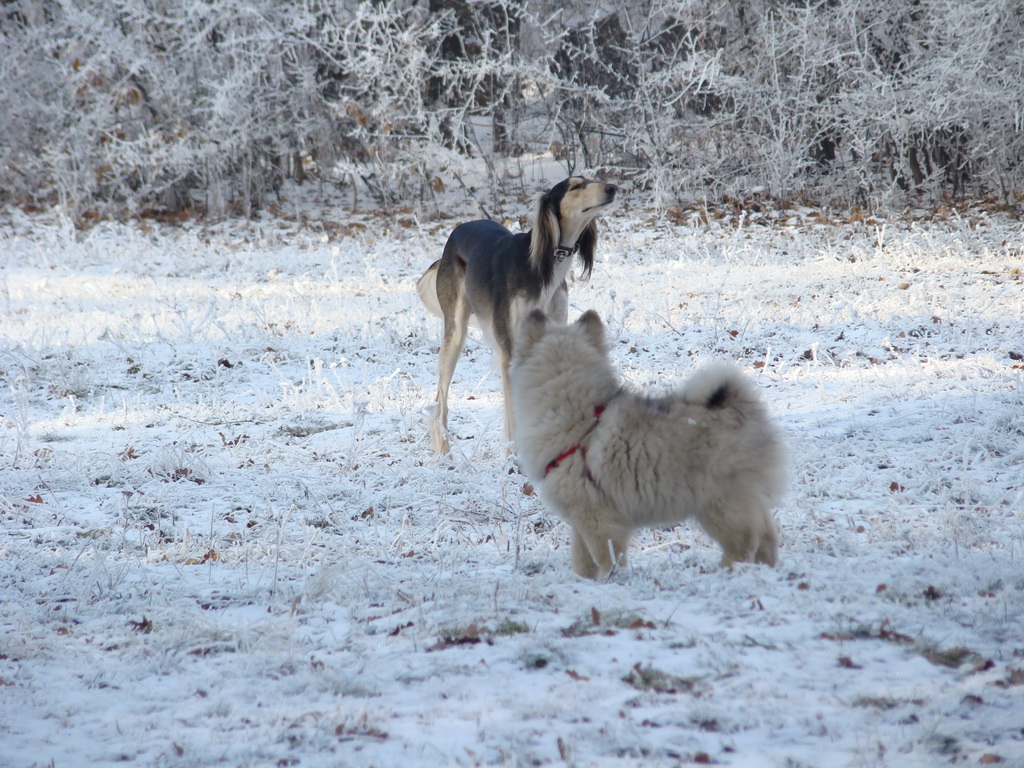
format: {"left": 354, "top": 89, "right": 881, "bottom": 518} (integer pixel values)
{"left": 543, "top": 404, "right": 606, "bottom": 481}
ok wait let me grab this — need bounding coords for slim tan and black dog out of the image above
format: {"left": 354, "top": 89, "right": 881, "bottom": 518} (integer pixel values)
{"left": 417, "top": 177, "right": 618, "bottom": 454}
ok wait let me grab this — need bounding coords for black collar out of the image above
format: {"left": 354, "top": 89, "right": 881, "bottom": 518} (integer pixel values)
{"left": 553, "top": 242, "right": 580, "bottom": 263}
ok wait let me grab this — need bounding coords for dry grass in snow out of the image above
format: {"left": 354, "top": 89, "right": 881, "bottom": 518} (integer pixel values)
{"left": 1, "top": 202, "right": 1023, "bottom": 767}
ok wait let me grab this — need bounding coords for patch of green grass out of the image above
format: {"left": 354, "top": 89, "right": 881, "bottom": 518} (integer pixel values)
{"left": 623, "top": 663, "right": 702, "bottom": 695}
{"left": 852, "top": 696, "right": 901, "bottom": 711}
{"left": 919, "top": 644, "right": 977, "bottom": 668}
{"left": 432, "top": 617, "right": 531, "bottom": 650}
{"left": 563, "top": 607, "right": 656, "bottom": 638}
{"left": 495, "top": 618, "right": 530, "bottom": 636}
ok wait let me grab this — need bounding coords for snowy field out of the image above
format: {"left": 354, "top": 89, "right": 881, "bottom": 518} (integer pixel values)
{"left": 1, "top": 199, "right": 1022, "bottom": 767}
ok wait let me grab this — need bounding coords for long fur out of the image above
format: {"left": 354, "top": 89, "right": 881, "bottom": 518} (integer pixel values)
{"left": 511, "top": 310, "right": 788, "bottom": 580}
{"left": 527, "top": 189, "right": 598, "bottom": 285}
{"left": 417, "top": 177, "right": 617, "bottom": 454}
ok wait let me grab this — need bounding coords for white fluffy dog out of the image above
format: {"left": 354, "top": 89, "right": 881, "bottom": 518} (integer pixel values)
{"left": 511, "top": 310, "right": 787, "bottom": 580}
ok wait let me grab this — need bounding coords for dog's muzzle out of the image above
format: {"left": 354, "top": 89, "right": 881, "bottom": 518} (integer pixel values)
{"left": 582, "top": 184, "right": 618, "bottom": 213}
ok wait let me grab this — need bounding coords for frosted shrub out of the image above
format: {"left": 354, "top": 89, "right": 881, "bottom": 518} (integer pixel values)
{"left": 0, "top": 0, "right": 1020, "bottom": 218}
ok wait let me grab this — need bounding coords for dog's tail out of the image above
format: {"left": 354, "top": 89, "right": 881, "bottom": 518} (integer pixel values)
{"left": 416, "top": 260, "right": 443, "bottom": 318}
{"left": 684, "top": 362, "right": 761, "bottom": 412}
{"left": 685, "top": 361, "right": 789, "bottom": 518}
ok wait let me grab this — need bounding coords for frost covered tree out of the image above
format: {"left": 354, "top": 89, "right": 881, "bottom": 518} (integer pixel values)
{"left": 0, "top": 0, "right": 1021, "bottom": 219}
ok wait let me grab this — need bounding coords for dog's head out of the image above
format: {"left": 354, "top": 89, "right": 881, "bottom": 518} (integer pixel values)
{"left": 530, "top": 177, "right": 618, "bottom": 282}
{"left": 516, "top": 309, "right": 608, "bottom": 364}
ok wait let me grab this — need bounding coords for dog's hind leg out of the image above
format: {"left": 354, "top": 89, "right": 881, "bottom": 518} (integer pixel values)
{"left": 432, "top": 296, "right": 470, "bottom": 454}
{"left": 700, "top": 504, "right": 778, "bottom": 568}
{"left": 753, "top": 511, "right": 779, "bottom": 566}
{"left": 431, "top": 258, "right": 471, "bottom": 454}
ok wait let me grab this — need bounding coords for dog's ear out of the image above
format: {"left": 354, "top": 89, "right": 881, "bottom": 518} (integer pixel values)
{"left": 576, "top": 310, "right": 606, "bottom": 351}
{"left": 576, "top": 220, "right": 597, "bottom": 280}
{"left": 528, "top": 191, "right": 559, "bottom": 283}
{"left": 517, "top": 309, "right": 548, "bottom": 355}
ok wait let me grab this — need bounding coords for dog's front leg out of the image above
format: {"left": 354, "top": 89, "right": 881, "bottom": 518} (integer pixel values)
{"left": 570, "top": 528, "right": 601, "bottom": 580}
{"left": 547, "top": 281, "right": 569, "bottom": 324}
{"left": 573, "top": 519, "right": 630, "bottom": 581}
{"left": 499, "top": 350, "right": 515, "bottom": 454}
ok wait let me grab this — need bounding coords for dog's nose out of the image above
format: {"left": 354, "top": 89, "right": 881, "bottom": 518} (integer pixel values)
{"left": 605, "top": 183, "right": 617, "bottom": 197}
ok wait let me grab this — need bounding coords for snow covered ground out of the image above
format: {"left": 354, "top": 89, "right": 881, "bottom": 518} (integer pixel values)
{"left": 2, "top": 198, "right": 1022, "bottom": 767}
